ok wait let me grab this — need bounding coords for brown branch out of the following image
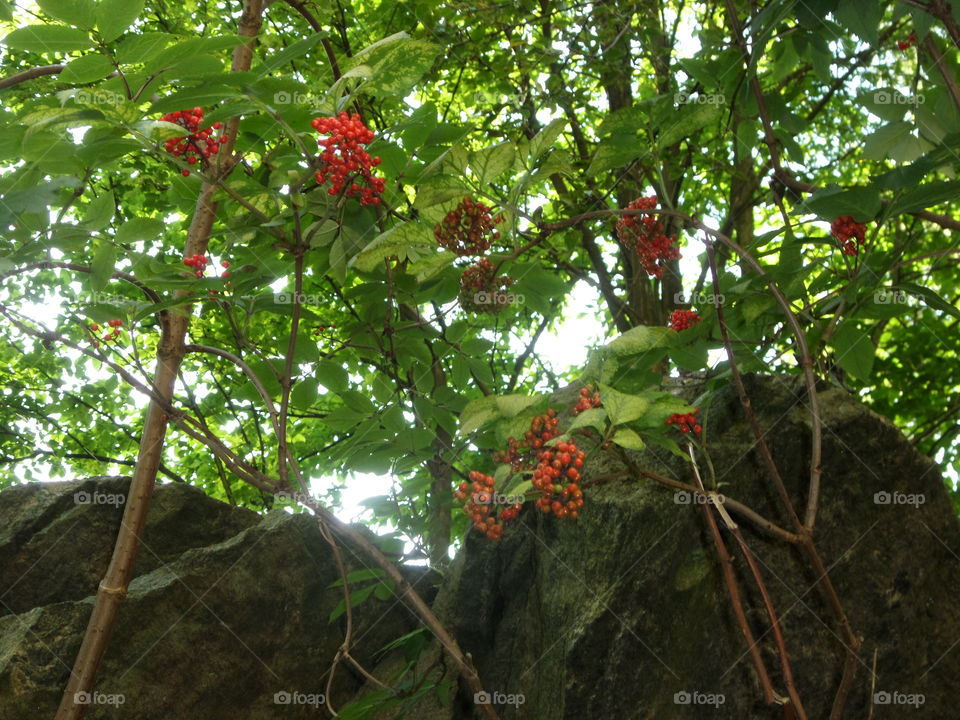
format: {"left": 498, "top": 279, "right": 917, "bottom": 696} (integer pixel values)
{"left": 0, "top": 63, "right": 64, "bottom": 90}
{"left": 684, "top": 454, "right": 779, "bottom": 704}
{"left": 282, "top": 0, "right": 342, "bottom": 80}
{"left": 296, "top": 495, "right": 501, "bottom": 720}
{"left": 703, "top": 242, "right": 861, "bottom": 720}
{"left": 627, "top": 466, "right": 802, "bottom": 545}
{"left": 53, "top": 2, "right": 267, "bottom": 718}
{"left": 921, "top": 32, "right": 960, "bottom": 112}
{"left": 1, "top": 261, "right": 162, "bottom": 304}
{"left": 689, "top": 448, "right": 808, "bottom": 718}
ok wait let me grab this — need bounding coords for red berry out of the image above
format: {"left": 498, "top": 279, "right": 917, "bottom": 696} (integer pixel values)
{"left": 616, "top": 196, "right": 680, "bottom": 278}
{"left": 669, "top": 309, "right": 700, "bottom": 331}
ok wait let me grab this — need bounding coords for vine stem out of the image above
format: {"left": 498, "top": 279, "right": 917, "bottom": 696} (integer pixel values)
{"left": 688, "top": 446, "right": 808, "bottom": 719}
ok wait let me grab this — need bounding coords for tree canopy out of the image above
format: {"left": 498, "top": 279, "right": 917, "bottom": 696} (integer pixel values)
{"left": 4, "top": 0, "right": 960, "bottom": 716}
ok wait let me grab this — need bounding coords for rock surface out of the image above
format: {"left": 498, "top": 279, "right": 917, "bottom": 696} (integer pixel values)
{"left": 0, "top": 478, "right": 420, "bottom": 718}
{"left": 388, "top": 375, "right": 960, "bottom": 719}
{"left": 1, "top": 375, "right": 959, "bottom": 719}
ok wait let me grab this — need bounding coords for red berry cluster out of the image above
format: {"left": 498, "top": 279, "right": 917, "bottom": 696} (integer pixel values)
{"left": 184, "top": 253, "right": 208, "bottom": 278}
{"left": 454, "top": 471, "right": 523, "bottom": 540}
{"left": 495, "top": 408, "right": 562, "bottom": 469}
{"left": 532, "top": 437, "right": 586, "bottom": 519}
{"left": 572, "top": 384, "right": 602, "bottom": 415}
{"left": 666, "top": 408, "right": 702, "bottom": 435}
{"left": 616, "top": 196, "right": 680, "bottom": 278}
{"left": 897, "top": 32, "right": 918, "bottom": 51}
{"left": 831, "top": 216, "right": 868, "bottom": 256}
{"left": 669, "top": 309, "right": 701, "bottom": 331}
{"left": 161, "top": 108, "right": 224, "bottom": 176}
{"left": 458, "top": 407, "right": 589, "bottom": 540}
{"left": 89, "top": 319, "right": 123, "bottom": 347}
{"left": 311, "top": 113, "right": 384, "bottom": 206}
{"left": 184, "top": 254, "right": 231, "bottom": 279}
{"left": 435, "top": 197, "right": 503, "bottom": 256}
{"left": 458, "top": 257, "right": 515, "bottom": 314}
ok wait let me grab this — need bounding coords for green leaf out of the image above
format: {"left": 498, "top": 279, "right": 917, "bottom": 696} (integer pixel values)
{"left": 115, "top": 217, "right": 164, "bottom": 244}
{"left": 862, "top": 121, "right": 912, "bottom": 160}
{"left": 37, "top": 0, "right": 96, "bottom": 28}
{"left": 567, "top": 407, "right": 607, "bottom": 432}
{"left": 831, "top": 323, "right": 874, "bottom": 380}
{"left": 414, "top": 175, "right": 470, "bottom": 209}
{"left": 887, "top": 181, "right": 960, "bottom": 216}
{"left": 472, "top": 141, "right": 515, "bottom": 184}
{"left": 90, "top": 243, "right": 116, "bottom": 292}
{"left": 529, "top": 118, "right": 566, "bottom": 160}
{"left": 599, "top": 385, "right": 649, "bottom": 425}
{"left": 330, "top": 235, "right": 347, "bottom": 285}
{"left": 83, "top": 191, "right": 115, "bottom": 230}
{"left": 835, "top": 0, "right": 881, "bottom": 45}
{"left": 290, "top": 378, "right": 319, "bottom": 409}
{"left": 96, "top": 0, "right": 145, "bottom": 42}
{"left": 360, "top": 38, "right": 438, "bottom": 97}
{"left": 60, "top": 54, "right": 115, "bottom": 84}
{"left": 315, "top": 359, "right": 349, "bottom": 392}
{"left": 494, "top": 394, "right": 540, "bottom": 418}
{"left": 458, "top": 395, "right": 500, "bottom": 436}
{"left": 895, "top": 283, "right": 960, "bottom": 320}
{"left": 350, "top": 222, "right": 435, "bottom": 272}
{"left": 587, "top": 133, "right": 641, "bottom": 175}
{"left": 611, "top": 427, "right": 645, "bottom": 450}
{"left": 656, "top": 101, "right": 720, "bottom": 150}
{"left": 257, "top": 33, "right": 325, "bottom": 75}
{"left": 2, "top": 25, "right": 91, "bottom": 53}
{"left": 116, "top": 32, "right": 176, "bottom": 64}
{"left": 329, "top": 585, "right": 376, "bottom": 622}
{"left": 606, "top": 325, "right": 674, "bottom": 357}
{"left": 803, "top": 185, "right": 882, "bottom": 222}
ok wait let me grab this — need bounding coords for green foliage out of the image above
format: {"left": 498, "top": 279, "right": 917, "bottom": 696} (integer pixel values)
{"left": 0, "top": 0, "right": 958, "bottom": 564}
